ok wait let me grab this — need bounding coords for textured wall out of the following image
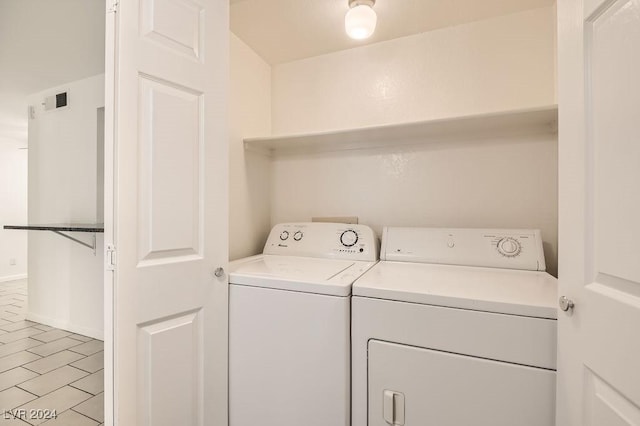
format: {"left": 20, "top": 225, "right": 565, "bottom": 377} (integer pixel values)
{"left": 229, "top": 34, "right": 272, "bottom": 260}
{"left": 0, "top": 142, "right": 28, "bottom": 281}
{"left": 271, "top": 134, "right": 558, "bottom": 275}
{"left": 27, "top": 74, "right": 104, "bottom": 338}
{"left": 272, "top": 7, "right": 556, "bottom": 135}
{"left": 268, "top": 7, "right": 559, "bottom": 274}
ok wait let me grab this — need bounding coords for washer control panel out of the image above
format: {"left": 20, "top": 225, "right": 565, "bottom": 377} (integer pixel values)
{"left": 381, "top": 227, "right": 546, "bottom": 271}
{"left": 264, "top": 223, "right": 379, "bottom": 261}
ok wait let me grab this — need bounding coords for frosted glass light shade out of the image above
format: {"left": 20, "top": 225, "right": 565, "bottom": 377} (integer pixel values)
{"left": 345, "top": 4, "right": 377, "bottom": 40}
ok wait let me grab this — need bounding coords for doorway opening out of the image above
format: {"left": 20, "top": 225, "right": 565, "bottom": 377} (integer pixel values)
{"left": 0, "top": 1, "right": 107, "bottom": 424}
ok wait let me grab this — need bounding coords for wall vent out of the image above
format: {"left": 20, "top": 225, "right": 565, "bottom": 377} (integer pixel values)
{"left": 43, "top": 91, "right": 69, "bottom": 111}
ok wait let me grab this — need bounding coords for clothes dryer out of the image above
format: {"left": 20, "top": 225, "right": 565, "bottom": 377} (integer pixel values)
{"left": 352, "top": 227, "right": 557, "bottom": 426}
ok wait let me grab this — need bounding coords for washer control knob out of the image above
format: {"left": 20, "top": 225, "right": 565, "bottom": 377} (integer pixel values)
{"left": 497, "top": 237, "right": 521, "bottom": 257}
{"left": 340, "top": 230, "right": 359, "bottom": 247}
{"left": 279, "top": 231, "right": 289, "bottom": 241}
{"left": 293, "top": 231, "right": 303, "bottom": 241}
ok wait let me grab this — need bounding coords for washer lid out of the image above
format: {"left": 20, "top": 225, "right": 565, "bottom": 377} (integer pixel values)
{"left": 353, "top": 262, "right": 557, "bottom": 318}
{"left": 230, "top": 255, "right": 376, "bottom": 296}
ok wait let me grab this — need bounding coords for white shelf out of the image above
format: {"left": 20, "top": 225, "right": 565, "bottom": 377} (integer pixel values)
{"left": 244, "top": 105, "right": 558, "bottom": 155}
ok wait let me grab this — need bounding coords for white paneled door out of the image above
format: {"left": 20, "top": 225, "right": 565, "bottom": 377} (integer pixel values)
{"left": 557, "top": 0, "right": 640, "bottom": 424}
{"left": 104, "top": 0, "right": 228, "bottom": 425}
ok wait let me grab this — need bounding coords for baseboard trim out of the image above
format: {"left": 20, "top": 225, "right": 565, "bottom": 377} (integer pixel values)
{"left": 26, "top": 312, "right": 104, "bottom": 341}
{"left": 0, "top": 274, "right": 28, "bottom": 283}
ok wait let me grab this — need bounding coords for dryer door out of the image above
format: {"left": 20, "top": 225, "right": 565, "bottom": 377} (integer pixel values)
{"left": 368, "top": 340, "right": 556, "bottom": 426}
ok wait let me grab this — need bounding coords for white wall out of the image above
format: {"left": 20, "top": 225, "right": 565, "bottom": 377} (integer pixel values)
{"left": 0, "top": 142, "right": 28, "bottom": 281}
{"left": 0, "top": 0, "right": 105, "bottom": 160}
{"left": 271, "top": 134, "right": 558, "bottom": 275}
{"left": 229, "top": 34, "right": 272, "bottom": 260}
{"left": 272, "top": 6, "right": 556, "bottom": 135}
{"left": 268, "top": 6, "right": 559, "bottom": 275}
{"left": 27, "top": 74, "right": 104, "bottom": 338}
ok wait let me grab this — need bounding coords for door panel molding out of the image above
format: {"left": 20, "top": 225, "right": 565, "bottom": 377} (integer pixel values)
{"left": 586, "top": 0, "right": 640, "bottom": 285}
{"left": 138, "top": 310, "right": 204, "bottom": 426}
{"left": 140, "top": 0, "right": 204, "bottom": 61}
{"left": 584, "top": 283, "right": 640, "bottom": 404}
{"left": 585, "top": 370, "right": 640, "bottom": 426}
{"left": 137, "top": 74, "right": 204, "bottom": 265}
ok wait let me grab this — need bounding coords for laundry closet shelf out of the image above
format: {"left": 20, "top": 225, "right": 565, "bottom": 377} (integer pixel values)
{"left": 244, "top": 105, "right": 558, "bottom": 155}
{"left": 4, "top": 224, "right": 104, "bottom": 253}
{"left": 4, "top": 224, "right": 104, "bottom": 232}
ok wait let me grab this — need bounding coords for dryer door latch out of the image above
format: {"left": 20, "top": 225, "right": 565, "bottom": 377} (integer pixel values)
{"left": 383, "top": 390, "right": 405, "bottom": 425}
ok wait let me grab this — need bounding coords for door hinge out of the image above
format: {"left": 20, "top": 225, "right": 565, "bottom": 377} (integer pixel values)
{"left": 108, "top": 0, "right": 119, "bottom": 13}
{"left": 106, "top": 244, "right": 117, "bottom": 271}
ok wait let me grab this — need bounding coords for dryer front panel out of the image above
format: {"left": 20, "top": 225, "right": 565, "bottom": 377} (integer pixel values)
{"left": 367, "top": 340, "right": 556, "bottom": 426}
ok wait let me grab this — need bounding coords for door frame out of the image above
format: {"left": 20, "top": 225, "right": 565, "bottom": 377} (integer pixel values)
{"left": 103, "top": 0, "right": 117, "bottom": 424}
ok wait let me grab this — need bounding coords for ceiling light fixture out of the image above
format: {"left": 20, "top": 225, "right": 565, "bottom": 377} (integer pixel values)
{"left": 345, "top": 0, "right": 377, "bottom": 40}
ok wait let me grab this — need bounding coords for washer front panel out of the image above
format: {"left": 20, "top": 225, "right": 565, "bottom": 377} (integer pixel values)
{"left": 230, "top": 285, "right": 350, "bottom": 426}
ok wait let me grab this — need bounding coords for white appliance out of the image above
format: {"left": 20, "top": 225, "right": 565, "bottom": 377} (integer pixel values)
{"left": 229, "top": 222, "right": 379, "bottom": 426}
{"left": 352, "top": 227, "right": 558, "bottom": 426}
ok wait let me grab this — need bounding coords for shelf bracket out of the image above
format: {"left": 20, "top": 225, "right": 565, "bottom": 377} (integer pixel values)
{"left": 51, "top": 231, "right": 97, "bottom": 255}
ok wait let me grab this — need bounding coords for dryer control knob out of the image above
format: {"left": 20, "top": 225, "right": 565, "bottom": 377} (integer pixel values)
{"left": 279, "top": 231, "right": 289, "bottom": 241}
{"left": 293, "top": 231, "right": 303, "bottom": 241}
{"left": 340, "top": 230, "right": 359, "bottom": 247}
{"left": 497, "top": 237, "right": 521, "bottom": 257}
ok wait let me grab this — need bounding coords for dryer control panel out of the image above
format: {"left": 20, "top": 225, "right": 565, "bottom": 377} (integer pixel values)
{"left": 381, "top": 227, "right": 546, "bottom": 271}
{"left": 264, "top": 222, "right": 379, "bottom": 261}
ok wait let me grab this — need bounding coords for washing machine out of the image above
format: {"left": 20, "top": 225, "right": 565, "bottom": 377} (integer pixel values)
{"left": 352, "top": 227, "right": 558, "bottom": 426}
{"left": 229, "top": 222, "right": 378, "bottom": 426}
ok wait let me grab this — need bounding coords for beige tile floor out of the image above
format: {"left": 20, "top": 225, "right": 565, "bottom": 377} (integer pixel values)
{"left": 0, "top": 280, "right": 104, "bottom": 425}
